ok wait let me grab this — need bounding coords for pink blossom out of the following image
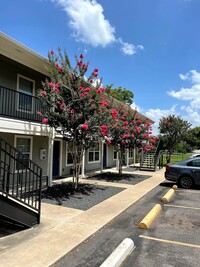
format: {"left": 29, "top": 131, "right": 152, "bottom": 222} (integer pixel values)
{"left": 111, "top": 109, "right": 118, "bottom": 119}
{"left": 58, "top": 67, "right": 62, "bottom": 73}
{"left": 80, "top": 54, "right": 84, "bottom": 59}
{"left": 60, "top": 103, "right": 66, "bottom": 110}
{"left": 93, "top": 72, "right": 98, "bottom": 77}
{"left": 96, "top": 87, "right": 105, "bottom": 94}
{"left": 89, "top": 98, "right": 94, "bottom": 103}
{"left": 82, "top": 123, "right": 88, "bottom": 131}
{"left": 123, "top": 121, "right": 129, "bottom": 126}
{"left": 83, "top": 87, "right": 91, "bottom": 93}
{"left": 48, "top": 82, "right": 54, "bottom": 88}
{"left": 131, "top": 134, "right": 135, "bottom": 138}
{"left": 54, "top": 88, "right": 59, "bottom": 93}
{"left": 100, "top": 125, "right": 108, "bottom": 136}
{"left": 50, "top": 50, "right": 54, "bottom": 55}
{"left": 106, "top": 139, "right": 111, "bottom": 144}
{"left": 40, "top": 91, "right": 47, "bottom": 96}
{"left": 37, "top": 111, "right": 42, "bottom": 115}
{"left": 135, "top": 126, "right": 140, "bottom": 133}
{"left": 163, "top": 120, "right": 170, "bottom": 126}
{"left": 94, "top": 68, "right": 98, "bottom": 72}
{"left": 42, "top": 118, "right": 48, "bottom": 124}
{"left": 71, "top": 109, "right": 75, "bottom": 113}
{"left": 100, "top": 101, "right": 108, "bottom": 107}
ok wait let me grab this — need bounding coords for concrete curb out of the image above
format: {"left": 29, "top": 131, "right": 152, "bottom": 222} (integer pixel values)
{"left": 161, "top": 188, "right": 175, "bottom": 203}
{"left": 99, "top": 238, "right": 135, "bottom": 267}
{"left": 138, "top": 204, "right": 162, "bottom": 229}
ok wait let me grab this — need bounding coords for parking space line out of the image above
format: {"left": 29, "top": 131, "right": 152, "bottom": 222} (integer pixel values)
{"left": 178, "top": 190, "right": 200, "bottom": 194}
{"left": 164, "top": 204, "right": 200, "bottom": 210}
{"left": 139, "top": 235, "right": 200, "bottom": 249}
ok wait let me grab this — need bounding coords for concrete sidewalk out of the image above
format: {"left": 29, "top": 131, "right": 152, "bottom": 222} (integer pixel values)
{"left": 0, "top": 168, "right": 165, "bottom": 267}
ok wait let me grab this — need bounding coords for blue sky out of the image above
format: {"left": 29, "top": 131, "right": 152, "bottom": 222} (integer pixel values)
{"left": 1, "top": 0, "right": 200, "bottom": 134}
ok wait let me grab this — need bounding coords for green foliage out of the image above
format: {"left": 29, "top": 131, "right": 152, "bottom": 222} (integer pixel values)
{"left": 185, "top": 126, "right": 200, "bottom": 150}
{"left": 159, "top": 114, "right": 191, "bottom": 163}
{"left": 176, "top": 141, "right": 191, "bottom": 153}
{"left": 105, "top": 85, "right": 134, "bottom": 105}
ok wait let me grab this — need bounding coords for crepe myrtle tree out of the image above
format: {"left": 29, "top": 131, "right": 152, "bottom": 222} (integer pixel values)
{"left": 99, "top": 103, "right": 154, "bottom": 176}
{"left": 37, "top": 49, "right": 110, "bottom": 190}
{"left": 159, "top": 114, "right": 191, "bottom": 163}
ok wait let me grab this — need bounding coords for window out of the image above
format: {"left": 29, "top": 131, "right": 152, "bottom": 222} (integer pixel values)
{"left": 129, "top": 149, "right": 134, "bottom": 158}
{"left": 88, "top": 143, "right": 100, "bottom": 162}
{"left": 113, "top": 148, "right": 117, "bottom": 160}
{"left": 66, "top": 142, "right": 73, "bottom": 165}
{"left": 17, "top": 75, "right": 35, "bottom": 112}
{"left": 187, "top": 159, "right": 200, "bottom": 167}
{"left": 15, "top": 136, "right": 32, "bottom": 171}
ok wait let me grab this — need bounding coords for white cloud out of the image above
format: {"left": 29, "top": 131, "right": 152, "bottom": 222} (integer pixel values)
{"left": 168, "top": 70, "right": 200, "bottom": 109}
{"left": 118, "top": 38, "right": 144, "bottom": 56}
{"left": 51, "top": 0, "right": 143, "bottom": 55}
{"left": 179, "top": 70, "right": 200, "bottom": 84}
{"left": 168, "top": 70, "right": 200, "bottom": 128}
{"left": 131, "top": 101, "right": 141, "bottom": 112}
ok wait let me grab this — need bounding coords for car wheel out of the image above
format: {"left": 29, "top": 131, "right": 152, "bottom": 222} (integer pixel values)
{"left": 179, "top": 176, "right": 193, "bottom": 189}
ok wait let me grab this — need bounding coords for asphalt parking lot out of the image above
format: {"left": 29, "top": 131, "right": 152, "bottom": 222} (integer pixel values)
{"left": 52, "top": 181, "right": 200, "bottom": 267}
{"left": 123, "top": 185, "right": 200, "bottom": 267}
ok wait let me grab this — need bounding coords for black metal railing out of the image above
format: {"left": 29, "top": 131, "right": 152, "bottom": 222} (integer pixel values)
{"left": 0, "top": 86, "right": 42, "bottom": 123}
{"left": 0, "top": 136, "right": 42, "bottom": 223}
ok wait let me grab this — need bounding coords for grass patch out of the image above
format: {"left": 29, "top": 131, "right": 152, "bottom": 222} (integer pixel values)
{"left": 162, "top": 153, "right": 192, "bottom": 166}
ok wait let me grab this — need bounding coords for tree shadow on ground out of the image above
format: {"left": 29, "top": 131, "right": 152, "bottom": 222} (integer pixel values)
{"left": 88, "top": 172, "right": 151, "bottom": 183}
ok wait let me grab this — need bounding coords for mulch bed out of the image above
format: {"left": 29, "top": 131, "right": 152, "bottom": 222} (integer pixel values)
{"left": 41, "top": 182, "right": 125, "bottom": 211}
{"left": 41, "top": 172, "right": 152, "bottom": 210}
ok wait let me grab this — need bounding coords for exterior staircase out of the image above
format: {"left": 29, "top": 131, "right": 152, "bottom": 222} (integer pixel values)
{"left": 0, "top": 136, "right": 42, "bottom": 227}
{"left": 140, "top": 140, "right": 163, "bottom": 171}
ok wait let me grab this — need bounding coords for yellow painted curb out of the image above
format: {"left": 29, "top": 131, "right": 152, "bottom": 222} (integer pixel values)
{"left": 138, "top": 204, "right": 162, "bottom": 229}
{"left": 172, "top": 185, "right": 178, "bottom": 190}
{"left": 161, "top": 189, "right": 175, "bottom": 203}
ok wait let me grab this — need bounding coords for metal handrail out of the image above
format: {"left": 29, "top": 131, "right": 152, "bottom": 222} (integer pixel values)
{"left": 0, "top": 86, "right": 42, "bottom": 122}
{"left": 0, "top": 136, "right": 42, "bottom": 223}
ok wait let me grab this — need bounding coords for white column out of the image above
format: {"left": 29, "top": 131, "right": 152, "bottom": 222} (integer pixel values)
{"left": 116, "top": 151, "right": 119, "bottom": 170}
{"left": 82, "top": 149, "right": 85, "bottom": 178}
{"left": 127, "top": 149, "right": 129, "bottom": 167}
{"left": 100, "top": 141, "right": 104, "bottom": 173}
{"left": 47, "top": 128, "right": 55, "bottom": 187}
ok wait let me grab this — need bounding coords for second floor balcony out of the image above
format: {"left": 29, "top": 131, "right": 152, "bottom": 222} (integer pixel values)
{"left": 0, "top": 86, "right": 43, "bottom": 123}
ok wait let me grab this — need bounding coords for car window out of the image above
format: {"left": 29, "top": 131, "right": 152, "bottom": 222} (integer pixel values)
{"left": 187, "top": 159, "right": 200, "bottom": 167}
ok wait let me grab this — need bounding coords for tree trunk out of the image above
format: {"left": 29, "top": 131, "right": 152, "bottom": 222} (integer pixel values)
{"left": 72, "top": 142, "right": 83, "bottom": 191}
{"left": 166, "top": 151, "right": 171, "bottom": 164}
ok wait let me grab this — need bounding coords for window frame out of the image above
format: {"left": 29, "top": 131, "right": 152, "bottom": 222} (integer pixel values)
{"left": 17, "top": 74, "right": 35, "bottom": 113}
{"left": 113, "top": 147, "right": 117, "bottom": 160}
{"left": 14, "top": 135, "right": 33, "bottom": 172}
{"left": 129, "top": 149, "right": 134, "bottom": 159}
{"left": 88, "top": 142, "right": 100, "bottom": 163}
{"left": 66, "top": 142, "right": 73, "bottom": 166}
